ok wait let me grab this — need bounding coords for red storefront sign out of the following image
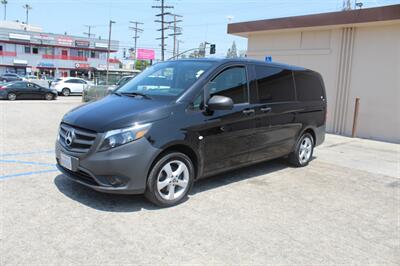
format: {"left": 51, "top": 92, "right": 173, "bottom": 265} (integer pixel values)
{"left": 137, "top": 48, "right": 155, "bottom": 60}
{"left": 75, "top": 63, "right": 90, "bottom": 69}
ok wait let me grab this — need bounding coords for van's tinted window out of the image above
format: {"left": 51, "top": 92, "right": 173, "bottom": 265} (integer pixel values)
{"left": 294, "top": 72, "right": 324, "bottom": 101}
{"left": 210, "top": 66, "right": 248, "bottom": 104}
{"left": 255, "top": 66, "right": 295, "bottom": 103}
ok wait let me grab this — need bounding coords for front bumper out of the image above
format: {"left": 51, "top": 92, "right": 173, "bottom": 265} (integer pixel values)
{"left": 56, "top": 137, "right": 160, "bottom": 194}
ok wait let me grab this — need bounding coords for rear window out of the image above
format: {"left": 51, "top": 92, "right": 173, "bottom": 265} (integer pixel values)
{"left": 255, "top": 65, "right": 295, "bottom": 103}
{"left": 294, "top": 71, "right": 324, "bottom": 101}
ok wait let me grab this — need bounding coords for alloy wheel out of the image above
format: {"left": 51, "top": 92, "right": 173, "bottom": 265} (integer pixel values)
{"left": 62, "top": 89, "right": 70, "bottom": 96}
{"left": 45, "top": 93, "right": 53, "bottom": 100}
{"left": 8, "top": 93, "right": 16, "bottom": 101}
{"left": 156, "top": 160, "right": 189, "bottom": 201}
{"left": 298, "top": 136, "right": 312, "bottom": 164}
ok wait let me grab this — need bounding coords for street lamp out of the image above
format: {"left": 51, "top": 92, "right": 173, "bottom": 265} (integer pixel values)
{"left": 22, "top": 4, "right": 32, "bottom": 24}
{"left": 1, "top": 0, "right": 8, "bottom": 20}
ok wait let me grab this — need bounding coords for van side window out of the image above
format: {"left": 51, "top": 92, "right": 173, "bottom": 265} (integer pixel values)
{"left": 209, "top": 66, "right": 248, "bottom": 104}
{"left": 255, "top": 66, "right": 295, "bottom": 103}
{"left": 294, "top": 72, "right": 324, "bottom": 101}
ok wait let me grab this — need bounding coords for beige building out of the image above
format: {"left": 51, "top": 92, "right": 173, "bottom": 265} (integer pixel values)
{"left": 228, "top": 4, "right": 400, "bottom": 143}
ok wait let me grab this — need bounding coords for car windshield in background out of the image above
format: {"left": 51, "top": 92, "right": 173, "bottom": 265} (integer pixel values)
{"left": 117, "top": 61, "right": 214, "bottom": 97}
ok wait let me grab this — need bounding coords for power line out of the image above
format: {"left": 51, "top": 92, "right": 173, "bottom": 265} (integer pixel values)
{"left": 152, "top": 0, "right": 174, "bottom": 61}
{"left": 83, "top": 25, "right": 96, "bottom": 38}
{"left": 129, "top": 20, "right": 144, "bottom": 60}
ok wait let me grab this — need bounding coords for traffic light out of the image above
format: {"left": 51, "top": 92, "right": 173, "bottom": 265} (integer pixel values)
{"left": 210, "top": 44, "right": 216, "bottom": 54}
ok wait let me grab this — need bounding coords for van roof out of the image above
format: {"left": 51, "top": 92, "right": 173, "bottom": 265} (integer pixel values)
{"left": 168, "top": 58, "right": 307, "bottom": 71}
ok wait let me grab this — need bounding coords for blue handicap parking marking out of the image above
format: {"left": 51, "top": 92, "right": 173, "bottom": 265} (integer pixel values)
{"left": 0, "top": 169, "right": 58, "bottom": 180}
{"left": 0, "top": 159, "right": 56, "bottom": 167}
{"left": 0, "top": 149, "right": 58, "bottom": 180}
{"left": 0, "top": 150, "right": 54, "bottom": 157}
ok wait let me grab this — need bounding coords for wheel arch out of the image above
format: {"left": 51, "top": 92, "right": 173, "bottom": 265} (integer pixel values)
{"left": 148, "top": 142, "right": 201, "bottom": 181}
{"left": 302, "top": 127, "right": 316, "bottom": 144}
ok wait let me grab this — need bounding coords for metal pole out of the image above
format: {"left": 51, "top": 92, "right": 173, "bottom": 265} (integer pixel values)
{"left": 351, "top": 97, "right": 360, "bottom": 138}
{"left": 161, "top": 0, "right": 165, "bottom": 61}
{"left": 2, "top": 0, "right": 6, "bottom": 20}
{"left": 173, "top": 16, "right": 177, "bottom": 57}
{"left": 106, "top": 20, "right": 115, "bottom": 86}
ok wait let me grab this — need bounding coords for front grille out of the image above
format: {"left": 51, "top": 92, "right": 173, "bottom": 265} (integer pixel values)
{"left": 59, "top": 123, "right": 97, "bottom": 153}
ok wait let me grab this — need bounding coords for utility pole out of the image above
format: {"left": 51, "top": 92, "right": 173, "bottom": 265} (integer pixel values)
{"left": 106, "top": 20, "right": 115, "bottom": 85}
{"left": 342, "top": 0, "right": 352, "bottom": 10}
{"left": 177, "top": 39, "right": 184, "bottom": 58}
{"left": 1, "top": 0, "right": 7, "bottom": 20}
{"left": 83, "top": 25, "right": 96, "bottom": 38}
{"left": 167, "top": 14, "right": 182, "bottom": 57}
{"left": 22, "top": 4, "right": 32, "bottom": 24}
{"left": 129, "top": 21, "right": 144, "bottom": 60}
{"left": 152, "top": 0, "right": 174, "bottom": 61}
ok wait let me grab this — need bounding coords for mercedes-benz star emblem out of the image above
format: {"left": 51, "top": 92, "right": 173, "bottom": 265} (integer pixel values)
{"left": 65, "top": 129, "right": 75, "bottom": 147}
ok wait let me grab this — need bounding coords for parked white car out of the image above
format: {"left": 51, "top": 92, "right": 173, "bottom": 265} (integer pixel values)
{"left": 51, "top": 77, "right": 92, "bottom": 96}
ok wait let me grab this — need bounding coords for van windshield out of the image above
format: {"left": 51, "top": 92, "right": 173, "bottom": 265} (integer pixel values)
{"left": 116, "top": 61, "right": 214, "bottom": 97}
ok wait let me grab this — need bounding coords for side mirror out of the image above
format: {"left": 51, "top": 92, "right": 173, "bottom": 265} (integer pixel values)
{"left": 207, "top": 95, "right": 233, "bottom": 111}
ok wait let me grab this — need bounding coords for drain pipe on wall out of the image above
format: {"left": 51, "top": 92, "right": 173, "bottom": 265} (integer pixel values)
{"left": 352, "top": 97, "right": 360, "bottom": 138}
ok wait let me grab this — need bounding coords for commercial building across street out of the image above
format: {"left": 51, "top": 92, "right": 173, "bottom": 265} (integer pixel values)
{"left": 228, "top": 4, "right": 400, "bottom": 143}
{"left": 0, "top": 21, "right": 120, "bottom": 78}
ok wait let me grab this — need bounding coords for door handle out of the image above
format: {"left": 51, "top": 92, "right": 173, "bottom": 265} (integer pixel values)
{"left": 242, "top": 109, "right": 255, "bottom": 115}
{"left": 260, "top": 107, "right": 272, "bottom": 113}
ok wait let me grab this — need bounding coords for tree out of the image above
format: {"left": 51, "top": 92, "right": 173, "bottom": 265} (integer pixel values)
{"left": 135, "top": 60, "right": 149, "bottom": 70}
{"left": 226, "top": 41, "right": 238, "bottom": 58}
{"left": 198, "top": 42, "right": 206, "bottom": 57}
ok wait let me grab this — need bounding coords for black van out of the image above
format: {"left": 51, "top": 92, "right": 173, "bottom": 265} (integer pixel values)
{"left": 56, "top": 59, "right": 326, "bottom": 207}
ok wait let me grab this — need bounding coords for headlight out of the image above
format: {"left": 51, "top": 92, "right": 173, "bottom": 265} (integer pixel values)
{"left": 99, "top": 123, "right": 151, "bottom": 151}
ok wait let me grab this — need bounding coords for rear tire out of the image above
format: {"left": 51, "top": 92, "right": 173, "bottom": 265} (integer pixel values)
{"left": 7, "top": 93, "right": 16, "bottom": 101}
{"left": 62, "top": 88, "right": 71, "bottom": 96}
{"left": 288, "top": 132, "right": 314, "bottom": 167}
{"left": 145, "top": 152, "right": 195, "bottom": 207}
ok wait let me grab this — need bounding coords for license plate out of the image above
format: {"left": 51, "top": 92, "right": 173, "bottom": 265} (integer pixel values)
{"left": 60, "top": 153, "right": 73, "bottom": 170}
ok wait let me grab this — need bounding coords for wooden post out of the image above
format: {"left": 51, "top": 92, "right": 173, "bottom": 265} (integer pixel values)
{"left": 352, "top": 97, "right": 360, "bottom": 138}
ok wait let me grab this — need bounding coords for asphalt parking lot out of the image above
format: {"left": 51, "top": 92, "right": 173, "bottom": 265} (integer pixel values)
{"left": 0, "top": 97, "right": 399, "bottom": 265}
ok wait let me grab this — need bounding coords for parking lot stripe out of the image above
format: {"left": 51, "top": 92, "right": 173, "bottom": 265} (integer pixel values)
{"left": 0, "top": 159, "right": 56, "bottom": 167}
{"left": 0, "top": 150, "right": 54, "bottom": 157}
{"left": 0, "top": 169, "right": 58, "bottom": 180}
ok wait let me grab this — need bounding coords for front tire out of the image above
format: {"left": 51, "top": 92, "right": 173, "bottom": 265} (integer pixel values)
{"left": 62, "top": 88, "right": 71, "bottom": 96}
{"left": 288, "top": 133, "right": 314, "bottom": 167}
{"left": 145, "top": 152, "right": 194, "bottom": 207}
{"left": 45, "top": 93, "right": 54, "bottom": 100}
{"left": 7, "top": 93, "right": 16, "bottom": 101}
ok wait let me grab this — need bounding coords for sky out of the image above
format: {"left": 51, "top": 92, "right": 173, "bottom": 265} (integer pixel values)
{"left": 2, "top": 0, "right": 399, "bottom": 60}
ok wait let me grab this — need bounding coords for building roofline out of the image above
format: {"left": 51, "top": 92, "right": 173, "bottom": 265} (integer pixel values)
{"left": 227, "top": 4, "right": 400, "bottom": 35}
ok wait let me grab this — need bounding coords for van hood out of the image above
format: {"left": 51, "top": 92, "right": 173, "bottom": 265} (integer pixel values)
{"left": 62, "top": 94, "right": 173, "bottom": 132}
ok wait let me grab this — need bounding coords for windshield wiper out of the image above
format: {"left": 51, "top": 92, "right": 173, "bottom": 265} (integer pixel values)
{"left": 112, "top": 91, "right": 122, "bottom": 96}
{"left": 121, "top": 92, "right": 152, "bottom": 99}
